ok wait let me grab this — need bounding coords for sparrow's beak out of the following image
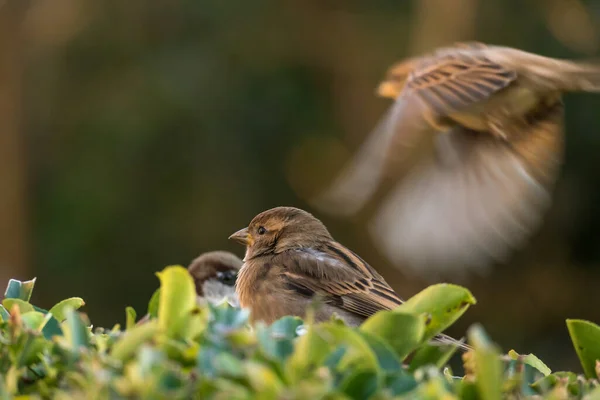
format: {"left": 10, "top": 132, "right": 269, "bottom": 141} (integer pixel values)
{"left": 376, "top": 81, "right": 398, "bottom": 99}
{"left": 228, "top": 227, "right": 253, "bottom": 246}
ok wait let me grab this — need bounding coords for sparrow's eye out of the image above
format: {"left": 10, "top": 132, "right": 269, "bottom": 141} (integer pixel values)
{"left": 257, "top": 226, "right": 267, "bottom": 235}
{"left": 216, "top": 271, "right": 237, "bottom": 286}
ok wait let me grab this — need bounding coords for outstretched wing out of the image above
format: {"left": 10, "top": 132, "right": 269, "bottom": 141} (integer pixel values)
{"left": 310, "top": 91, "right": 432, "bottom": 216}
{"left": 311, "top": 44, "right": 518, "bottom": 217}
{"left": 368, "top": 101, "right": 564, "bottom": 278}
{"left": 407, "top": 45, "right": 517, "bottom": 116}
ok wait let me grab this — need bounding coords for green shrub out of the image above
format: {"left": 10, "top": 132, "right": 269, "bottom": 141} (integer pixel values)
{"left": 1, "top": 265, "right": 599, "bottom": 399}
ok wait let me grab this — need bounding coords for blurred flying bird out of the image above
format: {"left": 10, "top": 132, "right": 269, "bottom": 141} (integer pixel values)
{"left": 229, "top": 206, "right": 469, "bottom": 350}
{"left": 310, "top": 42, "right": 600, "bottom": 277}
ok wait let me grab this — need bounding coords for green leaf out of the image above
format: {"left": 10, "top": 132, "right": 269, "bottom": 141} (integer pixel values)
{"left": 339, "top": 369, "right": 379, "bottom": 400}
{"left": 270, "top": 316, "right": 303, "bottom": 337}
{"left": 20, "top": 311, "right": 49, "bottom": 331}
{"left": 213, "top": 352, "right": 245, "bottom": 378}
{"left": 63, "top": 307, "right": 91, "bottom": 350}
{"left": 4, "top": 278, "right": 36, "bottom": 301}
{"left": 147, "top": 288, "right": 161, "bottom": 318}
{"left": 583, "top": 386, "right": 600, "bottom": 399}
{"left": 0, "top": 305, "right": 9, "bottom": 321}
{"left": 519, "top": 364, "right": 544, "bottom": 396}
{"left": 156, "top": 265, "right": 196, "bottom": 339}
{"left": 244, "top": 360, "right": 284, "bottom": 398}
{"left": 258, "top": 316, "right": 303, "bottom": 362}
{"left": 408, "top": 341, "right": 460, "bottom": 372}
{"left": 49, "top": 298, "right": 85, "bottom": 322}
{"left": 125, "top": 306, "right": 137, "bottom": 330}
{"left": 507, "top": 349, "right": 551, "bottom": 376}
{"left": 385, "top": 371, "right": 418, "bottom": 396}
{"left": 209, "top": 302, "right": 250, "bottom": 329}
{"left": 410, "top": 374, "right": 457, "bottom": 400}
{"left": 15, "top": 335, "right": 47, "bottom": 367}
{"left": 456, "top": 379, "right": 481, "bottom": 400}
{"left": 396, "top": 284, "right": 476, "bottom": 343}
{"left": 360, "top": 311, "right": 425, "bottom": 359}
{"left": 358, "top": 331, "right": 403, "bottom": 372}
{"left": 159, "top": 337, "right": 198, "bottom": 367}
{"left": 197, "top": 347, "right": 221, "bottom": 378}
{"left": 566, "top": 319, "right": 600, "bottom": 378}
{"left": 41, "top": 314, "right": 63, "bottom": 339}
{"left": 531, "top": 371, "right": 577, "bottom": 393}
{"left": 286, "top": 325, "right": 331, "bottom": 383}
{"left": 2, "top": 298, "right": 34, "bottom": 314}
{"left": 468, "top": 324, "right": 502, "bottom": 400}
{"left": 29, "top": 303, "right": 64, "bottom": 339}
{"left": 320, "top": 323, "right": 379, "bottom": 372}
{"left": 111, "top": 320, "right": 160, "bottom": 362}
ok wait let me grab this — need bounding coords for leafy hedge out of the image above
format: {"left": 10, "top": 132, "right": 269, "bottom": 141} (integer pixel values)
{"left": 1, "top": 266, "right": 600, "bottom": 399}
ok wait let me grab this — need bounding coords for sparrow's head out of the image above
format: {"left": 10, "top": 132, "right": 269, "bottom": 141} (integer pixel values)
{"left": 187, "top": 251, "right": 243, "bottom": 306}
{"left": 229, "top": 206, "right": 333, "bottom": 260}
{"left": 376, "top": 58, "right": 415, "bottom": 99}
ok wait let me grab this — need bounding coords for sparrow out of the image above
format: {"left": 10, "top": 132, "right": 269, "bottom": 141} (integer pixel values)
{"left": 137, "top": 251, "right": 243, "bottom": 324}
{"left": 309, "top": 42, "right": 600, "bottom": 277}
{"left": 187, "top": 251, "right": 243, "bottom": 307}
{"left": 229, "top": 206, "right": 468, "bottom": 349}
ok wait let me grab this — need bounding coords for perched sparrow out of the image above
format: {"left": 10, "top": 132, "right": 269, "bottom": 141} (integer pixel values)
{"left": 137, "top": 251, "right": 242, "bottom": 324}
{"left": 229, "top": 206, "right": 467, "bottom": 349}
{"left": 310, "top": 42, "right": 600, "bottom": 277}
{"left": 187, "top": 251, "right": 243, "bottom": 307}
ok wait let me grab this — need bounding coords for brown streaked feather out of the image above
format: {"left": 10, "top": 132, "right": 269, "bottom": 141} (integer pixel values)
{"left": 275, "top": 247, "right": 403, "bottom": 319}
{"left": 407, "top": 50, "right": 517, "bottom": 116}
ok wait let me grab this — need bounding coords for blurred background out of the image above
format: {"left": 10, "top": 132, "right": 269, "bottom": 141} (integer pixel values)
{"left": 2, "top": 0, "right": 600, "bottom": 371}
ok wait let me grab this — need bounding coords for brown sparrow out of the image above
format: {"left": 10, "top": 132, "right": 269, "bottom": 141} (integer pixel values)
{"left": 310, "top": 42, "right": 600, "bottom": 277}
{"left": 229, "top": 206, "right": 467, "bottom": 348}
{"left": 137, "top": 251, "right": 242, "bottom": 324}
{"left": 187, "top": 251, "right": 242, "bottom": 307}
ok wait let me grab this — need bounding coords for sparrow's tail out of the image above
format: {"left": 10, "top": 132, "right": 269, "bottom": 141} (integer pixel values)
{"left": 489, "top": 47, "right": 600, "bottom": 92}
{"left": 553, "top": 61, "right": 600, "bottom": 92}
{"left": 521, "top": 56, "right": 600, "bottom": 92}
{"left": 433, "top": 333, "right": 473, "bottom": 352}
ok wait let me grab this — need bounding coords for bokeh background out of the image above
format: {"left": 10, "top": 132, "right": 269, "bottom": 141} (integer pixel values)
{"left": 2, "top": 0, "right": 600, "bottom": 371}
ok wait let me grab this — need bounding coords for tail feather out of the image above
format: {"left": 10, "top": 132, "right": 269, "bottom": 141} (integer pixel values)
{"left": 524, "top": 58, "right": 600, "bottom": 92}
{"left": 433, "top": 333, "right": 472, "bottom": 352}
{"left": 558, "top": 63, "right": 600, "bottom": 92}
{"left": 486, "top": 47, "right": 600, "bottom": 92}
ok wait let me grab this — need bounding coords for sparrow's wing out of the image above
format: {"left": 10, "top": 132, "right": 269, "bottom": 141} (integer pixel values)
{"left": 406, "top": 47, "right": 517, "bottom": 116}
{"left": 276, "top": 245, "right": 403, "bottom": 318}
{"left": 310, "top": 92, "right": 431, "bottom": 217}
{"left": 368, "top": 101, "right": 564, "bottom": 279}
{"left": 278, "top": 245, "right": 472, "bottom": 351}
{"left": 311, "top": 47, "right": 517, "bottom": 217}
